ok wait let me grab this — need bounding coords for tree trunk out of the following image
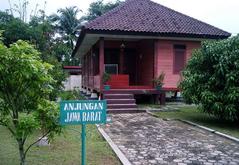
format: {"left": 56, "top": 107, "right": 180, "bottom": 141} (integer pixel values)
{"left": 18, "top": 140, "right": 26, "bottom": 165}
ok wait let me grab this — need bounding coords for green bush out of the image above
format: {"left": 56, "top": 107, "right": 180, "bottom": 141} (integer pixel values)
{"left": 59, "top": 89, "right": 85, "bottom": 100}
{"left": 180, "top": 35, "right": 239, "bottom": 122}
{"left": 102, "top": 72, "right": 111, "bottom": 84}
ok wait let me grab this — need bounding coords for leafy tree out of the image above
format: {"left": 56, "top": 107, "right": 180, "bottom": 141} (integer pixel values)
{"left": 28, "top": 12, "right": 67, "bottom": 100}
{"left": 0, "top": 39, "right": 61, "bottom": 165}
{"left": 0, "top": 11, "right": 14, "bottom": 23}
{"left": 82, "top": 0, "right": 122, "bottom": 21}
{"left": 0, "top": 10, "right": 66, "bottom": 99}
{"left": 180, "top": 35, "right": 239, "bottom": 122}
{"left": 28, "top": 10, "right": 54, "bottom": 54}
{"left": 1, "top": 4, "right": 81, "bottom": 66}
{"left": 0, "top": 11, "right": 31, "bottom": 46}
{"left": 51, "top": 39, "right": 72, "bottom": 62}
{"left": 46, "top": 55, "right": 66, "bottom": 100}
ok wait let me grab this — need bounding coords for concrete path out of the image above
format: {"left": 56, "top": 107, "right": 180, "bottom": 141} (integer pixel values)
{"left": 100, "top": 113, "right": 239, "bottom": 165}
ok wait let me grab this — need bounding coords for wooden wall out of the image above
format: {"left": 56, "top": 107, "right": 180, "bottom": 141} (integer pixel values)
{"left": 155, "top": 40, "right": 201, "bottom": 88}
{"left": 82, "top": 39, "right": 201, "bottom": 90}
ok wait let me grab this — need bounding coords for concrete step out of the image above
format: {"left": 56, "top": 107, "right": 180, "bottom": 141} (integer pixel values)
{"left": 103, "top": 92, "right": 138, "bottom": 113}
{"left": 104, "top": 94, "right": 134, "bottom": 99}
{"left": 104, "top": 90, "right": 133, "bottom": 94}
{"left": 107, "top": 104, "right": 137, "bottom": 109}
{"left": 107, "top": 108, "right": 145, "bottom": 114}
{"left": 106, "top": 99, "right": 136, "bottom": 104}
{"left": 104, "top": 94, "right": 133, "bottom": 96}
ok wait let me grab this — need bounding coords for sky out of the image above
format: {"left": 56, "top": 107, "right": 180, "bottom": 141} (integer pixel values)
{"left": 0, "top": 0, "right": 238, "bottom": 35}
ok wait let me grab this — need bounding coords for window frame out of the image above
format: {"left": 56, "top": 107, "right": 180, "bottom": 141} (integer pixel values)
{"left": 173, "top": 44, "right": 186, "bottom": 74}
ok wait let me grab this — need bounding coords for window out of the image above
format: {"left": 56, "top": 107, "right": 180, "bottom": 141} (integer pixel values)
{"left": 173, "top": 45, "right": 186, "bottom": 74}
{"left": 105, "top": 64, "right": 118, "bottom": 74}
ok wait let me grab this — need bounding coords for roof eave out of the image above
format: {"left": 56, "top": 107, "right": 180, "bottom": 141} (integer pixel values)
{"left": 85, "top": 28, "right": 231, "bottom": 39}
{"left": 72, "top": 28, "right": 231, "bottom": 57}
{"left": 72, "top": 26, "right": 86, "bottom": 57}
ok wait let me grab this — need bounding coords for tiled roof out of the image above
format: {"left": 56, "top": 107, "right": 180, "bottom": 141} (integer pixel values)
{"left": 84, "top": 0, "right": 230, "bottom": 38}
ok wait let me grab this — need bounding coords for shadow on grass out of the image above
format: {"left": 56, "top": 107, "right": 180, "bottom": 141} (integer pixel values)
{"left": 0, "top": 125, "right": 121, "bottom": 165}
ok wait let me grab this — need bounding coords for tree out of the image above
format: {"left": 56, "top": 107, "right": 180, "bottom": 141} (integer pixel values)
{"left": 50, "top": 6, "right": 81, "bottom": 51}
{"left": 0, "top": 39, "right": 61, "bottom": 165}
{"left": 49, "top": 6, "right": 82, "bottom": 65}
{"left": 0, "top": 10, "right": 14, "bottom": 23}
{"left": 28, "top": 10, "right": 55, "bottom": 55}
{"left": 82, "top": 0, "right": 122, "bottom": 21}
{"left": 1, "top": 4, "right": 81, "bottom": 66}
{"left": 7, "top": 0, "right": 41, "bottom": 22}
{"left": 0, "top": 11, "right": 31, "bottom": 46}
{"left": 180, "top": 35, "right": 239, "bottom": 122}
{"left": 28, "top": 12, "right": 66, "bottom": 100}
{"left": 0, "top": 10, "right": 66, "bottom": 98}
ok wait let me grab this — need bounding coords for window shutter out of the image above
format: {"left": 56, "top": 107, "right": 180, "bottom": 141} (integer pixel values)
{"left": 173, "top": 45, "right": 186, "bottom": 74}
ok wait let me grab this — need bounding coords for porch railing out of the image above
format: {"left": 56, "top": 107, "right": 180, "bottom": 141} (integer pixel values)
{"left": 93, "top": 75, "right": 100, "bottom": 90}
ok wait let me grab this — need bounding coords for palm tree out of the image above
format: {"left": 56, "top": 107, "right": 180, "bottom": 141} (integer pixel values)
{"left": 50, "top": 6, "right": 81, "bottom": 51}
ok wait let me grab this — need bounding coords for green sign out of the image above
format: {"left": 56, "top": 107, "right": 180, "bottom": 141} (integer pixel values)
{"left": 60, "top": 100, "right": 107, "bottom": 165}
{"left": 60, "top": 100, "right": 107, "bottom": 125}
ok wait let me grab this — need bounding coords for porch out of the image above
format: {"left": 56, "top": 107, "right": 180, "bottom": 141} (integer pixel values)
{"left": 81, "top": 38, "right": 157, "bottom": 91}
{"left": 81, "top": 37, "right": 166, "bottom": 112}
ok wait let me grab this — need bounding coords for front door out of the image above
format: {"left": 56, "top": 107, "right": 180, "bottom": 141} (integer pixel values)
{"left": 124, "top": 49, "right": 138, "bottom": 85}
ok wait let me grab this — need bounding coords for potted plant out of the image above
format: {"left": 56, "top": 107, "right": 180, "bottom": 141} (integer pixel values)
{"left": 152, "top": 72, "right": 165, "bottom": 90}
{"left": 102, "top": 72, "right": 111, "bottom": 90}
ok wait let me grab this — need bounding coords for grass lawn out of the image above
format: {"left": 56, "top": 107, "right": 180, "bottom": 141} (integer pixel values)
{"left": 0, "top": 125, "right": 121, "bottom": 165}
{"left": 138, "top": 104, "right": 161, "bottom": 109}
{"left": 154, "top": 106, "right": 239, "bottom": 138}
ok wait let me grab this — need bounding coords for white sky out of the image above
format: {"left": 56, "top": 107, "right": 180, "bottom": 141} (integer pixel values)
{"left": 0, "top": 0, "right": 238, "bottom": 35}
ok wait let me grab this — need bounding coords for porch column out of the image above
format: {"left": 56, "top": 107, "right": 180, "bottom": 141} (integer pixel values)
{"left": 99, "top": 37, "right": 105, "bottom": 90}
{"left": 87, "top": 52, "right": 90, "bottom": 87}
{"left": 86, "top": 53, "right": 89, "bottom": 87}
{"left": 84, "top": 55, "right": 86, "bottom": 87}
{"left": 119, "top": 48, "right": 124, "bottom": 74}
{"left": 82, "top": 56, "right": 84, "bottom": 87}
{"left": 91, "top": 49, "right": 94, "bottom": 87}
{"left": 88, "top": 52, "right": 91, "bottom": 87}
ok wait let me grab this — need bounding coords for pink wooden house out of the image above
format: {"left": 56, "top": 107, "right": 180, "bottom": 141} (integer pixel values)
{"left": 73, "top": 0, "right": 230, "bottom": 113}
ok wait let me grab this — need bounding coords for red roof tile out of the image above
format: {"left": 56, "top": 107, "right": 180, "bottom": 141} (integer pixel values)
{"left": 84, "top": 0, "right": 230, "bottom": 38}
{"left": 63, "top": 66, "right": 81, "bottom": 69}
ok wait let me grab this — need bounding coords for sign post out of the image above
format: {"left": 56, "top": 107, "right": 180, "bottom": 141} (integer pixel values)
{"left": 81, "top": 124, "right": 86, "bottom": 165}
{"left": 60, "top": 100, "right": 107, "bottom": 165}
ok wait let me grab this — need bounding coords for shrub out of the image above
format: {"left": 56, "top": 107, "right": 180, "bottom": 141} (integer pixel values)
{"left": 152, "top": 72, "right": 165, "bottom": 87}
{"left": 180, "top": 35, "right": 239, "bottom": 121}
{"left": 59, "top": 90, "right": 85, "bottom": 100}
{"left": 102, "top": 72, "right": 111, "bottom": 85}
